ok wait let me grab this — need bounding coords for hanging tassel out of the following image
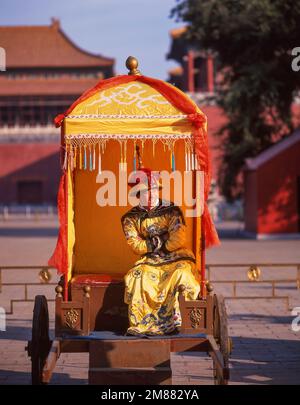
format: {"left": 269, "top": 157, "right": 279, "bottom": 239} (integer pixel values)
{"left": 70, "top": 145, "right": 74, "bottom": 171}
{"left": 133, "top": 140, "right": 137, "bottom": 172}
{"left": 74, "top": 146, "right": 77, "bottom": 169}
{"left": 89, "top": 146, "right": 93, "bottom": 171}
{"left": 119, "top": 140, "right": 125, "bottom": 171}
{"left": 84, "top": 146, "right": 87, "bottom": 170}
{"left": 172, "top": 151, "right": 176, "bottom": 171}
{"left": 172, "top": 142, "right": 176, "bottom": 171}
{"left": 63, "top": 145, "right": 68, "bottom": 171}
{"left": 93, "top": 144, "right": 96, "bottom": 170}
{"left": 152, "top": 139, "right": 157, "bottom": 159}
{"left": 196, "top": 154, "right": 200, "bottom": 170}
{"left": 140, "top": 140, "right": 145, "bottom": 169}
{"left": 79, "top": 146, "right": 83, "bottom": 170}
{"left": 123, "top": 140, "right": 127, "bottom": 172}
{"left": 120, "top": 144, "right": 123, "bottom": 171}
{"left": 98, "top": 143, "right": 102, "bottom": 175}
{"left": 119, "top": 141, "right": 122, "bottom": 171}
{"left": 185, "top": 142, "right": 188, "bottom": 171}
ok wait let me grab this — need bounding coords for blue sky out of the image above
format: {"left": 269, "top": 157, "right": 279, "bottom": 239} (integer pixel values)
{"left": 0, "top": 0, "right": 183, "bottom": 79}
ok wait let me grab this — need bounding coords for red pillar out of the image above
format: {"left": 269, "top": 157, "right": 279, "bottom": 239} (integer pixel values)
{"left": 187, "top": 50, "right": 195, "bottom": 93}
{"left": 207, "top": 55, "right": 214, "bottom": 93}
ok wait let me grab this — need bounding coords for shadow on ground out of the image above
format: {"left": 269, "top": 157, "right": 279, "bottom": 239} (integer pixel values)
{"left": 0, "top": 369, "right": 87, "bottom": 385}
{"left": 0, "top": 227, "right": 58, "bottom": 237}
{"left": 0, "top": 370, "right": 30, "bottom": 384}
{"left": 230, "top": 336, "right": 300, "bottom": 385}
{"left": 0, "top": 325, "right": 56, "bottom": 341}
{"left": 229, "top": 313, "right": 294, "bottom": 325}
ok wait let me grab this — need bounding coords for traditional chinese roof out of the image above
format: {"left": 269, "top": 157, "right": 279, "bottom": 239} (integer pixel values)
{"left": 0, "top": 76, "right": 103, "bottom": 96}
{"left": 0, "top": 19, "right": 114, "bottom": 69}
{"left": 167, "top": 26, "right": 189, "bottom": 64}
{"left": 168, "top": 66, "right": 184, "bottom": 76}
{"left": 169, "top": 26, "right": 187, "bottom": 39}
{"left": 245, "top": 129, "right": 300, "bottom": 170}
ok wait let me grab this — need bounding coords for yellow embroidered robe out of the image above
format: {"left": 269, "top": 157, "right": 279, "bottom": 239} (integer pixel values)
{"left": 121, "top": 200, "right": 200, "bottom": 335}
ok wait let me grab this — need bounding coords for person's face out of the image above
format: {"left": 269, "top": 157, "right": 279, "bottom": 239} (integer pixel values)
{"left": 139, "top": 187, "right": 159, "bottom": 209}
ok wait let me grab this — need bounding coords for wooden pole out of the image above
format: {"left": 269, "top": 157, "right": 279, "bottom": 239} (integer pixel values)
{"left": 193, "top": 170, "right": 205, "bottom": 297}
{"left": 62, "top": 124, "right": 68, "bottom": 302}
{"left": 187, "top": 50, "right": 195, "bottom": 93}
{"left": 207, "top": 54, "right": 214, "bottom": 93}
{"left": 200, "top": 214, "right": 206, "bottom": 298}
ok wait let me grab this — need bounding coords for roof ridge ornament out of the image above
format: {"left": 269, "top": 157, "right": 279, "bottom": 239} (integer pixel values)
{"left": 51, "top": 17, "right": 60, "bottom": 30}
{"left": 126, "top": 56, "right": 141, "bottom": 76}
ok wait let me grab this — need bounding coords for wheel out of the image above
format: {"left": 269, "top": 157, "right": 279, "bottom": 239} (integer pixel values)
{"left": 212, "top": 294, "right": 231, "bottom": 385}
{"left": 30, "top": 295, "right": 51, "bottom": 385}
{"left": 213, "top": 365, "right": 223, "bottom": 385}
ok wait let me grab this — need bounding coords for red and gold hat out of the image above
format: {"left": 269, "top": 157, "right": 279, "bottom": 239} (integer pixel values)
{"left": 128, "top": 146, "right": 162, "bottom": 196}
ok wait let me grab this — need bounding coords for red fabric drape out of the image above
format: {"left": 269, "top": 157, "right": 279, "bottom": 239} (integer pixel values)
{"left": 53, "top": 75, "right": 219, "bottom": 276}
{"left": 48, "top": 172, "right": 68, "bottom": 276}
{"left": 188, "top": 113, "right": 220, "bottom": 248}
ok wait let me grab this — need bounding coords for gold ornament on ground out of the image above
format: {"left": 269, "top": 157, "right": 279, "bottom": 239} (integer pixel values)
{"left": 247, "top": 265, "right": 261, "bottom": 282}
{"left": 39, "top": 268, "right": 51, "bottom": 283}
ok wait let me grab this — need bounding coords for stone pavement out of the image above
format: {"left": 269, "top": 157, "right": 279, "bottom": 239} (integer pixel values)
{"left": 0, "top": 219, "right": 299, "bottom": 385}
{"left": 1, "top": 298, "right": 299, "bottom": 385}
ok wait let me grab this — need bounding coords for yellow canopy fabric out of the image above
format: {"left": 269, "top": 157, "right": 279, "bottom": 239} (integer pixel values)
{"left": 70, "top": 81, "right": 187, "bottom": 116}
{"left": 64, "top": 81, "right": 196, "bottom": 147}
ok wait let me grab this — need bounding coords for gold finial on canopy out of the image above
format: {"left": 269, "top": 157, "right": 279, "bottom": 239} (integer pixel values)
{"left": 126, "top": 56, "right": 141, "bottom": 75}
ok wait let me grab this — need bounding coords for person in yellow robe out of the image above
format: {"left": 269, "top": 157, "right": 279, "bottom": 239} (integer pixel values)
{"left": 121, "top": 166, "right": 200, "bottom": 336}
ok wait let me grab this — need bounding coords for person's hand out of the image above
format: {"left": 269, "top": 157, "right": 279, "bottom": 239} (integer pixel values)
{"left": 160, "top": 232, "right": 169, "bottom": 243}
{"left": 151, "top": 235, "right": 162, "bottom": 251}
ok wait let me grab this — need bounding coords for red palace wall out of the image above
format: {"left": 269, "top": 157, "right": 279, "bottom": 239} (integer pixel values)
{"left": 245, "top": 140, "right": 300, "bottom": 235}
{"left": 0, "top": 143, "right": 60, "bottom": 205}
{"left": 244, "top": 171, "right": 258, "bottom": 233}
{"left": 201, "top": 105, "right": 227, "bottom": 180}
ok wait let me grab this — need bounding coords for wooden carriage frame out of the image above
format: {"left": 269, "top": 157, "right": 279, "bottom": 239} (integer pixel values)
{"left": 26, "top": 57, "right": 231, "bottom": 385}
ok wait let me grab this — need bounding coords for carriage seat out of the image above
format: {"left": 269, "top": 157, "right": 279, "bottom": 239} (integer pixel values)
{"left": 70, "top": 273, "right": 128, "bottom": 332}
{"left": 71, "top": 273, "right": 124, "bottom": 286}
